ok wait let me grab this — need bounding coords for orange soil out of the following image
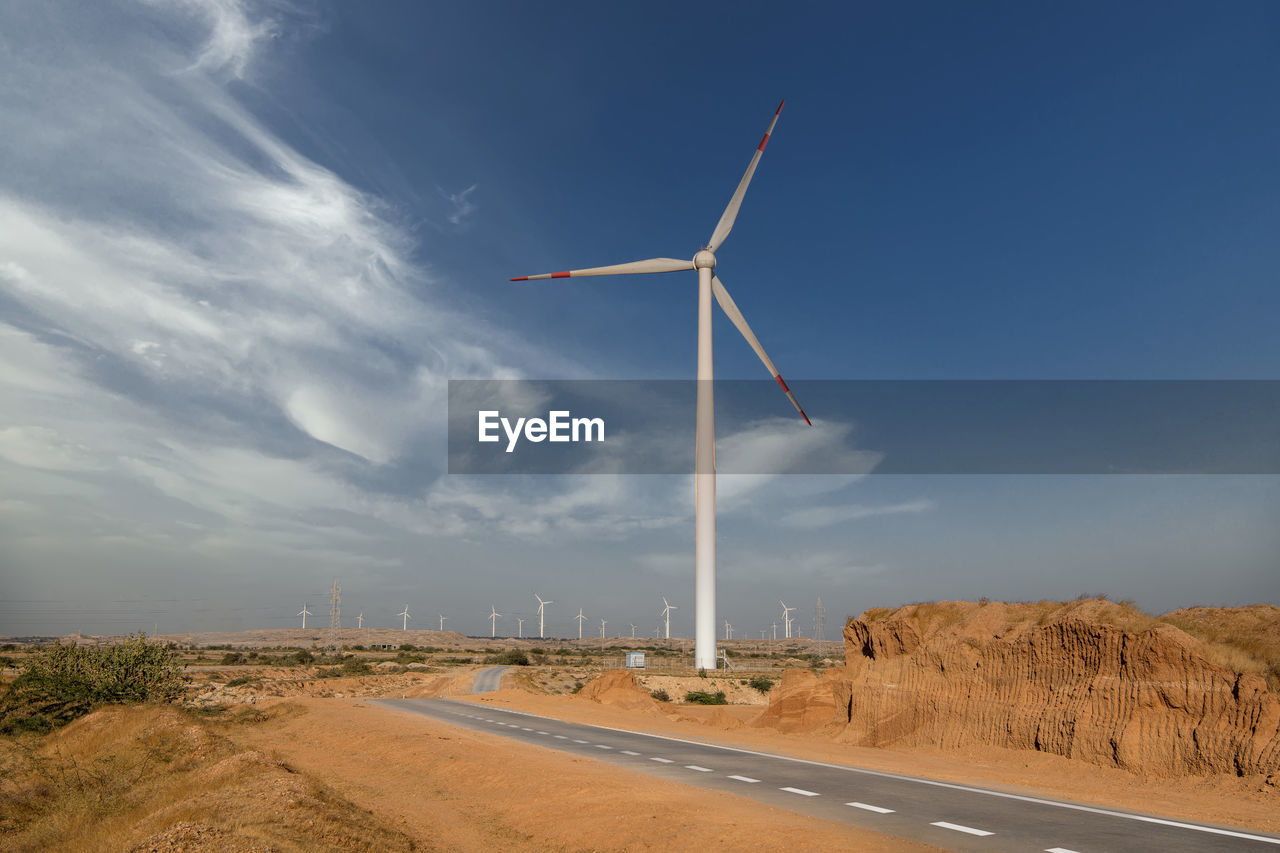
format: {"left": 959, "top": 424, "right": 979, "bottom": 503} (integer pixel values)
{"left": 231, "top": 696, "right": 938, "bottom": 852}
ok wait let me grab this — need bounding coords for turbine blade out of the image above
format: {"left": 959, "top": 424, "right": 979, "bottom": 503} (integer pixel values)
{"left": 707, "top": 100, "right": 784, "bottom": 253}
{"left": 511, "top": 257, "right": 692, "bottom": 281}
{"left": 712, "top": 275, "right": 810, "bottom": 425}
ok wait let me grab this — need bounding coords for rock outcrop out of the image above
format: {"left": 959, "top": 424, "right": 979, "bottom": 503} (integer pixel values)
{"left": 756, "top": 599, "right": 1280, "bottom": 777}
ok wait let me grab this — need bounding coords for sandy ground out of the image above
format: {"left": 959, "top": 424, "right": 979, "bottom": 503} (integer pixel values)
{"left": 229, "top": 696, "right": 939, "bottom": 852}
{"left": 461, "top": 684, "right": 1280, "bottom": 834}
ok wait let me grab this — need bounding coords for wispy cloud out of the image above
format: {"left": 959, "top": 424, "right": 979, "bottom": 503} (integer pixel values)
{"left": 444, "top": 184, "right": 479, "bottom": 227}
{"left": 780, "top": 498, "right": 936, "bottom": 529}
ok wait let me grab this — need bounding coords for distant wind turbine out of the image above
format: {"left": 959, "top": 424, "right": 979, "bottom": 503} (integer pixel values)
{"left": 511, "top": 101, "right": 808, "bottom": 670}
{"left": 297, "top": 603, "right": 312, "bottom": 629}
{"left": 779, "top": 600, "right": 796, "bottom": 639}
{"left": 398, "top": 605, "right": 411, "bottom": 631}
{"left": 660, "top": 596, "right": 678, "bottom": 640}
{"left": 629, "top": 623, "right": 637, "bottom": 639}
{"left": 600, "top": 617, "right": 607, "bottom": 639}
{"left": 575, "top": 608, "right": 587, "bottom": 640}
{"left": 356, "top": 611, "right": 364, "bottom": 629}
{"left": 534, "top": 594, "right": 553, "bottom": 639}
{"left": 488, "top": 605, "right": 502, "bottom": 638}
{"left": 516, "top": 616, "right": 525, "bottom": 638}
{"left": 438, "top": 613, "right": 447, "bottom": 631}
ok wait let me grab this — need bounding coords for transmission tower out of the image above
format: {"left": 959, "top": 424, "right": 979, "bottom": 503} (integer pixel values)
{"left": 814, "top": 595, "right": 825, "bottom": 657}
{"left": 328, "top": 578, "right": 341, "bottom": 651}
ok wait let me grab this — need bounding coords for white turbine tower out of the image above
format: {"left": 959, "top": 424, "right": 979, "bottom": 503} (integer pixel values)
{"left": 779, "top": 600, "right": 796, "bottom": 639}
{"left": 438, "top": 613, "right": 447, "bottom": 631}
{"left": 772, "top": 621, "right": 778, "bottom": 641}
{"left": 660, "top": 596, "right": 678, "bottom": 641}
{"left": 512, "top": 102, "right": 808, "bottom": 670}
{"left": 575, "top": 608, "right": 587, "bottom": 640}
{"left": 297, "top": 603, "right": 312, "bottom": 629}
{"left": 516, "top": 616, "right": 525, "bottom": 639}
{"left": 600, "top": 617, "right": 607, "bottom": 639}
{"left": 489, "top": 605, "right": 502, "bottom": 638}
{"left": 356, "top": 611, "right": 364, "bottom": 629}
{"left": 534, "top": 594, "right": 553, "bottom": 639}
{"left": 398, "top": 605, "right": 411, "bottom": 631}
{"left": 629, "top": 623, "right": 637, "bottom": 639}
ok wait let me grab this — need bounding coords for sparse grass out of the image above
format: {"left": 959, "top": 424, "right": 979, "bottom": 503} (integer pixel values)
{"left": 0, "top": 705, "right": 415, "bottom": 851}
{"left": 650, "top": 689, "right": 670, "bottom": 702}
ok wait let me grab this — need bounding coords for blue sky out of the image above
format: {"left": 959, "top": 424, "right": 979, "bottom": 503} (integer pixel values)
{"left": 0, "top": 1, "right": 1276, "bottom": 637}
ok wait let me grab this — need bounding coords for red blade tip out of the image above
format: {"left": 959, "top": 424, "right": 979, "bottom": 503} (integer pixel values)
{"left": 776, "top": 99, "right": 785, "bottom": 114}
{"left": 510, "top": 276, "right": 529, "bottom": 281}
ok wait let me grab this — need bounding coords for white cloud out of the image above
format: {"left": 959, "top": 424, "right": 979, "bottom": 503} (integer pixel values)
{"left": 780, "top": 498, "right": 936, "bottom": 529}
{"left": 444, "top": 184, "right": 478, "bottom": 227}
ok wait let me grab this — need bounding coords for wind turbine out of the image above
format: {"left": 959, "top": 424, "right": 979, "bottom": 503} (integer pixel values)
{"left": 575, "top": 608, "right": 587, "bottom": 640}
{"left": 779, "top": 600, "right": 796, "bottom": 639}
{"left": 398, "top": 605, "right": 411, "bottom": 631}
{"left": 534, "top": 594, "right": 553, "bottom": 639}
{"left": 660, "top": 596, "right": 678, "bottom": 641}
{"left": 600, "top": 617, "right": 607, "bottom": 639}
{"left": 488, "top": 605, "right": 502, "bottom": 638}
{"left": 516, "top": 616, "right": 525, "bottom": 638}
{"left": 356, "top": 611, "right": 364, "bottom": 629}
{"left": 297, "top": 603, "right": 312, "bottom": 629}
{"left": 511, "top": 102, "right": 808, "bottom": 670}
{"left": 438, "top": 613, "right": 447, "bottom": 631}
{"left": 772, "top": 621, "right": 778, "bottom": 641}
{"left": 724, "top": 619, "right": 733, "bottom": 640}
{"left": 629, "top": 623, "right": 637, "bottom": 639}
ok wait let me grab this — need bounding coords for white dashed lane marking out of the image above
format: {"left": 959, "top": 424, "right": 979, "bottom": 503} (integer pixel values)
{"left": 780, "top": 787, "right": 820, "bottom": 797}
{"left": 595, "top": 744, "right": 612, "bottom": 750}
{"left": 572, "top": 739, "right": 589, "bottom": 744}
{"left": 727, "top": 775, "right": 760, "bottom": 783}
{"left": 847, "top": 802, "right": 894, "bottom": 814}
{"left": 520, "top": 727, "right": 533, "bottom": 731}
{"left": 650, "top": 757, "right": 673, "bottom": 764}
{"left": 553, "top": 735, "right": 568, "bottom": 739}
{"left": 620, "top": 750, "right": 641, "bottom": 756}
{"left": 1045, "top": 849, "right": 1082, "bottom": 853}
{"left": 536, "top": 731, "right": 549, "bottom": 735}
{"left": 932, "top": 822, "right": 994, "bottom": 837}
{"left": 685, "top": 765, "right": 713, "bottom": 772}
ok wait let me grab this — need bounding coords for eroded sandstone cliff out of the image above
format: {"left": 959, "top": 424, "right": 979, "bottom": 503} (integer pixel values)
{"left": 755, "top": 599, "right": 1280, "bottom": 777}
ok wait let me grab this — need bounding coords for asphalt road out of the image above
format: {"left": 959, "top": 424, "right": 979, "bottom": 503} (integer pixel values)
{"left": 471, "top": 665, "right": 508, "bottom": 693}
{"left": 375, "top": 696, "right": 1280, "bottom": 853}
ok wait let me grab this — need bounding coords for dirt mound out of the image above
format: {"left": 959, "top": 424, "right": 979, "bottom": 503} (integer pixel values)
{"left": 577, "top": 670, "right": 660, "bottom": 711}
{"left": 756, "top": 599, "right": 1280, "bottom": 778}
{"left": 0, "top": 704, "right": 415, "bottom": 852}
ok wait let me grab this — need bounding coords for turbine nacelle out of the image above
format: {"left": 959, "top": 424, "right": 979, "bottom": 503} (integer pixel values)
{"left": 692, "top": 249, "right": 717, "bottom": 270}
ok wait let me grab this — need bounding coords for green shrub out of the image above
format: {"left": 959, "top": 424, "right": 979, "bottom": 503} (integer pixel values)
{"left": 650, "top": 689, "right": 671, "bottom": 702}
{"left": 683, "top": 690, "right": 727, "bottom": 705}
{"left": 488, "top": 650, "right": 530, "bottom": 666}
{"left": 341, "top": 659, "right": 373, "bottom": 676}
{"left": 292, "top": 650, "right": 314, "bottom": 665}
{"left": 220, "top": 652, "right": 246, "bottom": 665}
{"left": 398, "top": 644, "right": 417, "bottom": 652}
{"left": 0, "top": 633, "right": 187, "bottom": 731}
{"left": 747, "top": 675, "right": 775, "bottom": 694}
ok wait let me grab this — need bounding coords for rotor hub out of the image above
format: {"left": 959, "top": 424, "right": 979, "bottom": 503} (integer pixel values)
{"left": 693, "top": 249, "right": 717, "bottom": 270}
